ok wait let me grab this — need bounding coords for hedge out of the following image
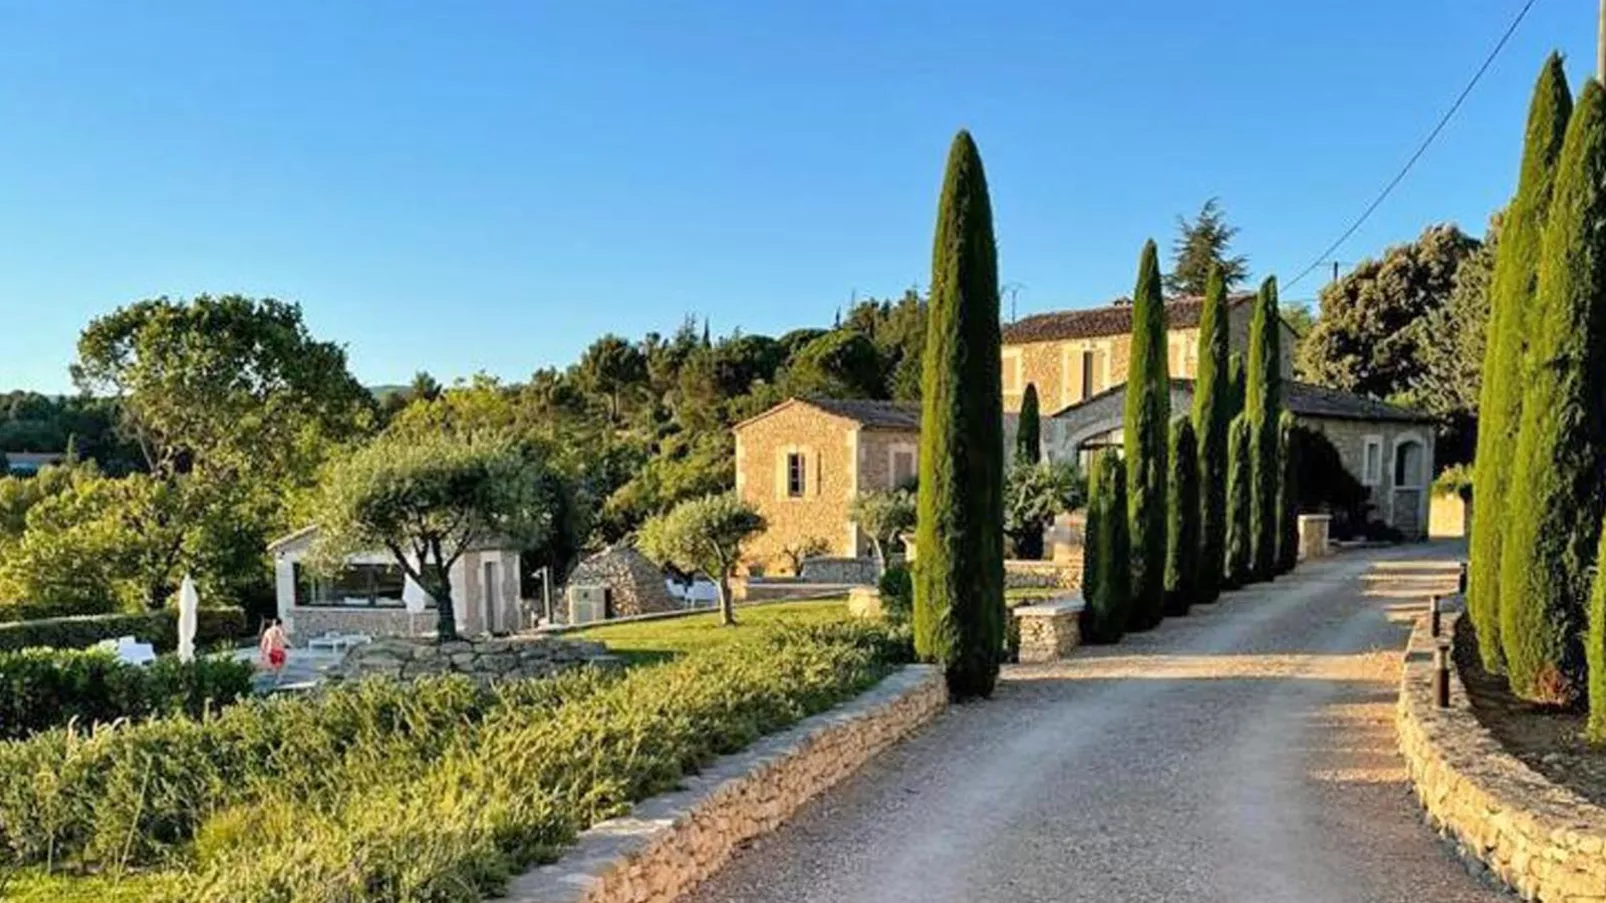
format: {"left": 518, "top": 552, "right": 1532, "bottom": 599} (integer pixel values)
{"left": 0, "top": 607, "right": 247, "bottom": 654}
{"left": 0, "top": 648, "right": 254, "bottom": 741}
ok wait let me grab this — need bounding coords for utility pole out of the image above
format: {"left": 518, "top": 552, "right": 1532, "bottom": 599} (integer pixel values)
{"left": 1332, "top": 260, "right": 1339, "bottom": 284}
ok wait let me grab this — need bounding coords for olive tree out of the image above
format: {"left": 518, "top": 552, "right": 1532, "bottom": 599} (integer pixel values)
{"left": 314, "top": 432, "right": 561, "bottom": 640}
{"left": 851, "top": 488, "right": 916, "bottom": 569}
{"left": 1004, "top": 458, "right": 1085, "bottom": 560}
{"left": 639, "top": 492, "right": 765, "bottom": 626}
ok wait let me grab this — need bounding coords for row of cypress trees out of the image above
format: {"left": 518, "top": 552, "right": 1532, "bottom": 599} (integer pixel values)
{"left": 1469, "top": 56, "right": 1606, "bottom": 739}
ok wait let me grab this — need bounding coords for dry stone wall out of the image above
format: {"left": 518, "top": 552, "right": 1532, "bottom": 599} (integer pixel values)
{"left": 491, "top": 665, "right": 946, "bottom": 903}
{"left": 1398, "top": 611, "right": 1606, "bottom": 901}
{"left": 336, "top": 634, "right": 617, "bottom": 684}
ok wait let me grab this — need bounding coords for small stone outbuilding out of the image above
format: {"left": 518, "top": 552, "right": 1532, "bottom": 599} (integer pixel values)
{"left": 564, "top": 544, "right": 677, "bottom": 618}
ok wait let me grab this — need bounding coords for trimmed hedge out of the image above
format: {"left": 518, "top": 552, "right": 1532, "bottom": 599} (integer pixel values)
{"left": 0, "top": 607, "right": 247, "bottom": 654}
{"left": 0, "top": 648, "right": 254, "bottom": 740}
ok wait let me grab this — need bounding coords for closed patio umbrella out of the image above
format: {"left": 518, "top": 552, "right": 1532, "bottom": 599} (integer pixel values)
{"left": 178, "top": 574, "right": 199, "bottom": 663}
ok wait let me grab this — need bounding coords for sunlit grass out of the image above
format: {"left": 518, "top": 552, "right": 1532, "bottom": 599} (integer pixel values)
{"left": 574, "top": 599, "right": 849, "bottom": 664}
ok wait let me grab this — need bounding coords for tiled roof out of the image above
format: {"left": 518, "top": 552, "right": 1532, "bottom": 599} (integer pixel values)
{"left": 1045, "top": 378, "right": 1434, "bottom": 424}
{"left": 802, "top": 397, "right": 921, "bottom": 430}
{"left": 1002, "top": 293, "right": 1257, "bottom": 344}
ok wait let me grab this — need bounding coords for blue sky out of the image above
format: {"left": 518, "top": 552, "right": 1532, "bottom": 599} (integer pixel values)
{"left": 0, "top": 1, "right": 1594, "bottom": 393}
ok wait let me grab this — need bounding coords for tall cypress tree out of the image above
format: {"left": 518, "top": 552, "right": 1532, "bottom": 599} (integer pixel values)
{"left": 1225, "top": 414, "right": 1252, "bottom": 590}
{"left": 1192, "top": 266, "right": 1230, "bottom": 605}
{"left": 1227, "top": 351, "right": 1246, "bottom": 420}
{"left": 913, "top": 130, "right": 1006, "bottom": 700}
{"left": 1275, "top": 410, "right": 1299, "bottom": 574}
{"left": 1498, "top": 80, "right": 1606, "bottom": 707}
{"left": 1246, "top": 276, "right": 1282, "bottom": 583}
{"left": 1017, "top": 383, "right": 1042, "bottom": 464}
{"left": 1081, "top": 451, "right": 1130, "bottom": 644}
{"left": 1124, "top": 240, "right": 1171, "bottom": 631}
{"left": 1165, "top": 416, "right": 1201, "bottom": 616}
{"left": 1470, "top": 53, "right": 1572, "bottom": 674}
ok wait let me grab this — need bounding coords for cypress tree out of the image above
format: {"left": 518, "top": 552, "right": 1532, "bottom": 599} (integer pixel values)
{"left": 1227, "top": 351, "right": 1246, "bottom": 420}
{"left": 1017, "top": 382, "right": 1042, "bottom": 464}
{"left": 1081, "top": 451, "right": 1130, "bottom": 644}
{"left": 1276, "top": 410, "right": 1299, "bottom": 574}
{"left": 1246, "top": 276, "right": 1282, "bottom": 583}
{"left": 1470, "top": 53, "right": 1572, "bottom": 674}
{"left": 1124, "top": 240, "right": 1171, "bottom": 632}
{"left": 1164, "top": 416, "right": 1201, "bottom": 616}
{"left": 1498, "top": 80, "right": 1606, "bottom": 707}
{"left": 1225, "top": 414, "right": 1252, "bottom": 590}
{"left": 913, "top": 130, "right": 1006, "bottom": 700}
{"left": 1191, "top": 265, "right": 1230, "bottom": 605}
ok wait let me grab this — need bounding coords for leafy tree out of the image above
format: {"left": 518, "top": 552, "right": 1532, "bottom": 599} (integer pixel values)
{"left": 1164, "top": 416, "right": 1200, "bottom": 616}
{"left": 779, "top": 536, "right": 831, "bottom": 575}
{"left": 315, "top": 432, "right": 561, "bottom": 640}
{"left": 1225, "top": 414, "right": 1252, "bottom": 589}
{"left": 778, "top": 330, "right": 885, "bottom": 399}
{"left": 574, "top": 334, "right": 647, "bottom": 424}
{"left": 1124, "top": 240, "right": 1170, "bottom": 631}
{"left": 1408, "top": 214, "right": 1501, "bottom": 464}
{"left": 851, "top": 488, "right": 916, "bottom": 567}
{"left": 1498, "top": 79, "right": 1606, "bottom": 707}
{"left": 1295, "top": 224, "right": 1481, "bottom": 403}
{"left": 1280, "top": 302, "right": 1315, "bottom": 338}
{"left": 638, "top": 493, "right": 765, "bottom": 627}
{"left": 1166, "top": 198, "right": 1250, "bottom": 297}
{"left": 1016, "top": 383, "right": 1041, "bottom": 463}
{"left": 1191, "top": 266, "right": 1230, "bottom": 605}
{"left": 1276, "top": 410, "right": 1299, "bottom": 574}
{"left": 1004, "top": 458, "right": 1084, "bottom": 561}
{"left": 1247, "top": 276, "right": 1282, "bottom": 582}
{"left": 913, "top": 130, "right": 1006, "bottom": 700}
{"left": 1081, "top": 452, "right": 1130, "bottom": 643}
{"left": 1472, "top": 53, "right": 1572, "bottom": 675}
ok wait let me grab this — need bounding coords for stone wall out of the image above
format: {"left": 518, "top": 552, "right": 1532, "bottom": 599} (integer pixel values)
{"left": 491, "top": 665, "right": 947, "bottom": 903}
{"left": 1302, "top": 416, "right": 1434, "bottom": 537}
{"left": 1013, "top": 598, "right": 1083, "bottom": 663}
{"left": 1005, "top": 556, "right": 1083, "bottom": 591}
{"left": 336, "top": 634, "right": 616, "bottom": 684}
{"left": 289, "top": 606, "right": 418, "bottom": 641}
{"left": 565, "top": 545, "right": 677, "bottom": 617}
{"left": 735, "top": 402, "right": 859, "bottom": 568}
{"left": 1397, "top": 611, "right": 1606, "bottom": 901}
{"left": 799, "top": 556, "right": 879, "bottom": 585}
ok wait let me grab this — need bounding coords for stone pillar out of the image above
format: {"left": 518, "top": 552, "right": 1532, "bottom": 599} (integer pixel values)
{"left": 1297, "top": 514, "right": 1332, "bottom": 561}
{"left": 1012, "top": 596, "right": 1085, "bottom": 663}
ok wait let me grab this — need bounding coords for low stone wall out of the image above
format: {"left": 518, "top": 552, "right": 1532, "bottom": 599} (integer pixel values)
{"left": 336, "top": 634, "right": 616, "bottom": 684}
{"left": 799, "top": 556, "right": 878, "bottom": 584}
{"left": 288, "top": 606, "right": 419, "bottom": 641}
{"left": 1013, "top": 597, "right": 1084, "bottom": 664}
{"left": 1004, "top": 557, "right": 1083, "bottom": 591}
{"left": 492, "top": 665, "right": 947, "bottom": 903}
{"left": 1397, "top": 611, "right": 1606, "bottom": 901}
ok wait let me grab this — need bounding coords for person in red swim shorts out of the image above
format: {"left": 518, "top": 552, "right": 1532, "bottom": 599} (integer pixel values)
{"left": 259, "top": 618, "right": 288, "bottom": 685}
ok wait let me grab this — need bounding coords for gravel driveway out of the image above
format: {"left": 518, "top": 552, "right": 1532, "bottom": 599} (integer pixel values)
{"left": 684, "top": 545, "right": 1504, "bottom": 903}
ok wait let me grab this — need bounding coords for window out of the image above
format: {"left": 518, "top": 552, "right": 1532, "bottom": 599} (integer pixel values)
{"left": 294, "top": 562, "right": 416, "bottom": 608}
{"left": 1080, "top": 350, "right": 1095, "bottom": 401}
{"left": 1362, "top": 436, "right": 1383, "bottom": 486}
{"left": 891, "top": 449, "right": 916, "bottom": 487}
{"left": 786, "top": 452, "right": 806, "bottom": 497}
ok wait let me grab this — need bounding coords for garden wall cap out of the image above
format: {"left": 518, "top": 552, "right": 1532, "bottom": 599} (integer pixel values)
{"left": 1013, "top": 596, "right": 1086, "bottom": 616}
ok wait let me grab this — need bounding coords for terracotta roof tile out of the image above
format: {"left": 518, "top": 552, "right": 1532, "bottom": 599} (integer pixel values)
{"left": 802, "top": 397, "right": 921, "bottom": 430}
{"left": 1002, "top": 294, "right": 1256, "bottom": 344}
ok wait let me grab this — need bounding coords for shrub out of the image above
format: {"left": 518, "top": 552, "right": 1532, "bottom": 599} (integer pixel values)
{"left": 1124, "top": 240, "right": 1170, "bottom": 632}
{"left": 914, "top": 130, "right": 1006, "bottom": 700}
{"left": 1432, "top": 463, "right": 1473, "bottom": 501}
{"left": 1164, "top": 417, "right": 1200, "bottom": 617}
{"left": 1081, "top": 453, "right": 1130, "bottom": 644}
{"left": 0, "top": 649, "right": 254, "bottom": 740}
{"left": 0, "top": 607, "right": 247, "bottom": 654}
{"left": 877, "top": 565, "right": 913, "bottom": 623}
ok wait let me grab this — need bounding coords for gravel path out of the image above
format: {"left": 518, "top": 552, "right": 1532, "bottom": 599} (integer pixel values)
{"left": 684, "top": 545, "right": 1505, "bottom": 903}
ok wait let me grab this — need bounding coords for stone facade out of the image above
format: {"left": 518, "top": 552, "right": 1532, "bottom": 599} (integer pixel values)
{"left": 1398, "top": 612, "right": 1606, "bottom": 901}
{"left": 335, "top": 634, "right": 615, "bottom": 684}
{"left": 733, "top": 399, "right": 918, "bottom": 572}
{"left": 1013, "top": 597, "right": 1084, "bottom": 663}
{"left": 491, "top": 666, "right": 947, "bottom": 903}
{"left": 1301, "top": 415, "right": 1433, "bottom": 538}
{"left": 799, "top": 556, "right": 880, "bottom": 585}
{"left": 564, "top": 545, "right": 677, "bottom": 618}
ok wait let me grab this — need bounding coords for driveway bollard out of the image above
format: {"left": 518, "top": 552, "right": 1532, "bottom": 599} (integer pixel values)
{"left": 1434, "top": 638, "right": 1451, "bottom": 708}
{"left": 1429, "top": 595, "right": 1441, "bottom": 638}
{"left": 1458, "top": 561, "right": 1468, "bottom": 596}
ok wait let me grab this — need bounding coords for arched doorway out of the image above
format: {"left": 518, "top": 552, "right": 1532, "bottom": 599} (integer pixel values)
{"left": 1392, "top": 435, "right": 1427, "bottom": 537}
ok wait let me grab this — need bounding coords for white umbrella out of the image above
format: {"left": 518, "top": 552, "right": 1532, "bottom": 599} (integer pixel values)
{"left": 177, "top": 574, "right": 199, "bottom": 663}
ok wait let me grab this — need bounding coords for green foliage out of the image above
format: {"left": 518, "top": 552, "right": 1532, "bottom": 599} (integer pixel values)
{"left": 850, "top": 488, "right": 916, "bottom": 564}
{"left": 1409, "top": 213, "right": 1501, "bottom": 463}
{"left": 1289, "top": 424, "right": 1370, "bottom": 532}
{"left": 0, "top": 607, "right": 245, "bottom": 654}
{"left": 877, "top": 564, "right": 913, "bottom": 624}
{"left": 1275, "top": 411, "right": 1299, "bottom": 574}
{"left": 913, "top": 130, "right": 1006, "bottom": 700}
{"left": 637, "top": 493, "right": 765, "bottom": 626}
{"left": 1225, "top": 415, "right": 1252, "bottom": 589}
{"left": 574, "top": 334, "right": 647, "bottom": 424}
{"left": 1016, "top": 383, "right": 1041, "bottom": 463}
{"left": 316, "top": 431, "right": 562, "bottom": 640}
{"left": 1432, "top": 463, "right": 1474, "bottom": 500}
{"left": 1472, "top": 53, "right": 1572, "bottom": 676}
{"left": 0, "top": 392, "right": 140, "bottom": 474}
{"left": 1123, "top": 240, "right": 1170, "bottom": 632}
{"left": 1003, "top": 458, "right": 1084, "bottom": 561}
{"left": 1247, "top": 276, "right": 1282, "bottom": 583}
{"left": 0, "top": 649, "right": 252, "bottom": 741}
{"left": 777, "top": 330, "right": 885, "bottom": 399}
{"left": 1191, "top": 266, "right": 1231, "bottom": 606}
{"left": 1165, "top": 197, "right": 1249, "bottom": 296}
{"left": 1164, "top": 417, "right": 1200, "bottom": 616}
{"left": 1498, "top": 79, "right": 1606, "bottom": 707}
{"left": 1227, "top": 351, "right": 1246, "bottom": 420}
{"left": 1081, "top": 453, "right": 1130, "bottom": 644}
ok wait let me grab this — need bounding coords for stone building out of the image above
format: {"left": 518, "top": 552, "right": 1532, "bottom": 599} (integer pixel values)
{"left": 563, "top": 543, "right": 677, "bottom": 618}
{"left": 732, "top": 397, "right": 919, "bottom": 572}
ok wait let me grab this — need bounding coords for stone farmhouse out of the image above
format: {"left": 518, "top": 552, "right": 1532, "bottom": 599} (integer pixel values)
{"left": 733, "top": 294, "right": 1436, "bottom": 573}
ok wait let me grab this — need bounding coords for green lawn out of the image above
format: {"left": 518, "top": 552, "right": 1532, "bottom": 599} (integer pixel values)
{"left": 574, "top": 599, "right": 850, "bottom": 664}
{"left": 1, "top": 870, "right": 167, "bottom": 903}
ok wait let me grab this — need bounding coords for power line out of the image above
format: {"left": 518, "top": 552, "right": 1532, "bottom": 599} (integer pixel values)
{"left": 1284, "top": 0, "right": 1539, "bottom": 291}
